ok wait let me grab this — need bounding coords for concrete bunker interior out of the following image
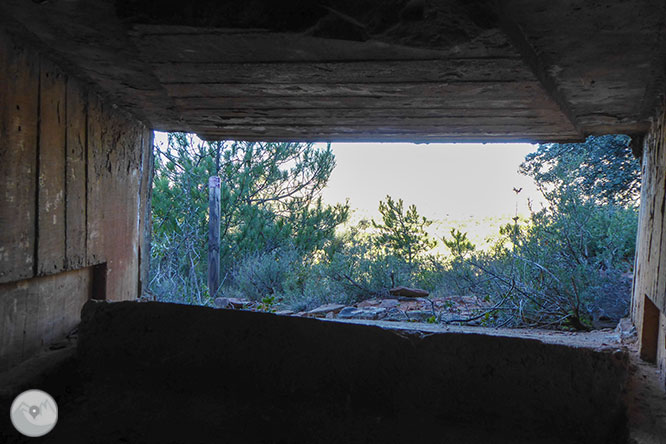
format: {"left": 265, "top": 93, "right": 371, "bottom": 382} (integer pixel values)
{"left": 0, "top": 1, "right": 665, "bottom": 442}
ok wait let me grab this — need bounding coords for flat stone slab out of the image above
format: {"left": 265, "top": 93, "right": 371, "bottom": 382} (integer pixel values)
{"left": 214, "top": 297, "right": 250, "bottom": 309}
{"left": 379, "top": 299, "right": 400, "bottom": 309}
{"left": 389, "top": 286, "right": 429, "bottom": 298}
{"left": 304, "top": 303, "right": 346, "bottom": 318}
{"left": 275, "top": 309, "right": 295, "bottom": 316}
{"left": 405, "top": 310, "right": 434, "bottom": 322}
{"left": 337, "top": 306, "right": 387, "bottom": 320}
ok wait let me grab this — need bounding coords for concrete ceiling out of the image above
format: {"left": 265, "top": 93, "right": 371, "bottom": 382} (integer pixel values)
{"left": 1, "top": 0, "right": 664, "bottom": 143}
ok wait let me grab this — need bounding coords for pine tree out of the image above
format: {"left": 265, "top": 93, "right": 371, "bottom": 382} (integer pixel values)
{"left": 151, "top": 133, "right": 348, "bottom": 302}
{"left": 372, "top": 195, "right": 437, "bottom": 265}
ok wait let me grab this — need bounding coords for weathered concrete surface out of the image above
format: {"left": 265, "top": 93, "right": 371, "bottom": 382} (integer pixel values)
{"left": 0, "top": 338, "right": 77, "bottom": 400}
{"left": 0, "top": 30, "right": 38, "bottom": 283}
{"left": 0, "top": 1, "right": 664, "bottom": 142}
{"left": 65, "top": 78, "right": 88, "bottom": 270}
{"left": 2, "top": 306, "right": 663, "bottom": 444}
{"left": 0, "top": 0, "right": 181, "bottom": 132}
{"left": 632, "top": 101, "right": 666, "bottom": 388}
{"left": 0, "top": 29, "right": 153, "bottom": 368}
{"left": 0, "top": 269, "right": 90, "bottom": 372}
{"left": 70, "top": 300, "right": 630, "bottom": 444}
{"left": 38, "top": 59, "right": 67, "bottom": 276}
{"left": 501, "top": 0, "right": 666, "bottom": 136}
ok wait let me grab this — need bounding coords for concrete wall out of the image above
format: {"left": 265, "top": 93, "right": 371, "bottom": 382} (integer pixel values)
{"left": 76, "top": 301, "right": 630, "bottom": 444}
{"left": 0, "top": 28, "right": 153, "bottom": 371}
{"left": 632, "top": 101, "right": 666, "bottom": 388}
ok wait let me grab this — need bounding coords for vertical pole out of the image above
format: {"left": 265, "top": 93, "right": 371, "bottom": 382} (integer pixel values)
{"left": 208, "top": 176, "right": 221, "bottom": 299}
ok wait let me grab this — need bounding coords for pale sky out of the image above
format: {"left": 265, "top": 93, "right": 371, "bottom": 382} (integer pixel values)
{"left": 155, "top": 132, "right": 546, "bottom": 249}
{"left": 320, "top": 142, "right": 544, "bottom": 221}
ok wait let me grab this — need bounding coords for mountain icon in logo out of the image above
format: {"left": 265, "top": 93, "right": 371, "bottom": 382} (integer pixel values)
{"left": 10, "top": 389, "right": 58, "bottom": 437}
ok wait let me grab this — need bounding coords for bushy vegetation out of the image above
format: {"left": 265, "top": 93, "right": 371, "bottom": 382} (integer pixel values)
{"left": 150, "top": 134, "right": 639, "bottom": 330}
{"left": 150, "top": 133, "right": 348, "bottom": 305}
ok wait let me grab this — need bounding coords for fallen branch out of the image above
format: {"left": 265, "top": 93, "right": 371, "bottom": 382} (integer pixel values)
{"left": 441, "top": 279, "right": 516, "bottom": 325}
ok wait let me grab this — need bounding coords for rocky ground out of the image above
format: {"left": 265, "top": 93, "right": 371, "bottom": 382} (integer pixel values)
{"left": 213, "top": 294, "right": 491, "bottom": 324}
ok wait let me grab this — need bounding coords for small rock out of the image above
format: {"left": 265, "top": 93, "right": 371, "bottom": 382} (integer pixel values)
{"left": 337, "top": 307, "right": 358, "bottom": 318}
{"left": 615, "top": 317, "right": 637, "bottom": 344}
{"left": 275, "top": 310, "right": 295, "bottom": 316}
{"left": 405, "top": 310, "right": 433, "bottom": 322}
{"left": 389, "top": 286, "right": 429, "bottom": 298}
{"left": 398, "top": 300, "right": 422, "bottom": 311}
{"left": 338, "top": 306, "right": 387, "bottom": 320}
{"left": 385, "top": 309, "right": 408, "bottom": 322}
{"left": 214, "top": 297, "right": 231, "bottom": 309}
{"left": 215, "top": 297, "right": 250, "bottom": 309}
{"left": 379, "top": 299, "right": 399, "bottom": 309}
{"left": 304, "top": 303, "right": 347, "bottom": 318}
{"left": 233, "top": 298, "right": 252, "bottom": 309}
{"left": 358, "top": 299, "right": 380, "bottom": 308}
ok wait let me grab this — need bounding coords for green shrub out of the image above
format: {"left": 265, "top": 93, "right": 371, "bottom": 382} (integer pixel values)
{"left": 231, "top": 247, "right": 299, "bottom": 301}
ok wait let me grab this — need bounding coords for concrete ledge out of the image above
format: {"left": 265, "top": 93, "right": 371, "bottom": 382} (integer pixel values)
{"left": 0, "top": 342, "right": 76, "bottom": 399}
{"left": 76, "top": 300, "right": 629, "bottom": 443}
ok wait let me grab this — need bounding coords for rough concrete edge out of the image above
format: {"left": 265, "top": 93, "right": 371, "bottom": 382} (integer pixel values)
{"left": 0, "top": 342, "right": 76, "bottom": 399}
{"left": 77, "top": 300, "right": 632, "bottom": 441}
{"left": 82, "top": 300, "right": 632, "bottom": 358}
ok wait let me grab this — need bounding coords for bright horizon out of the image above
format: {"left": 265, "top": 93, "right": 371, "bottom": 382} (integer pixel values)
{"left": 320, "top": 142, "right": 546, "bottom": 249}
{"left": 321, "top": 142, "right": 544, "bottom": 219}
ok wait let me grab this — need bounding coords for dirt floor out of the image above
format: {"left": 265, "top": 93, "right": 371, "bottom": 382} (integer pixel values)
{"left": 624, "top": 350, "right": 666, "bottom": 444}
